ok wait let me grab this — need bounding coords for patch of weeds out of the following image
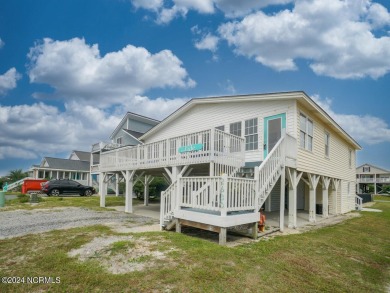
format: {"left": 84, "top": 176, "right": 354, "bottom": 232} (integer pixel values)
{"left": 17, "top": 193, "right": 30, "bottom": 203}
{"left": 110, "top": 240, "right": 135, "bottom": 255}
{"left": 130, "top": 255, "right": 152, "bottom": 263}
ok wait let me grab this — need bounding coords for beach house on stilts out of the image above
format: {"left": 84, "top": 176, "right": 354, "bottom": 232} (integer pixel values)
{"left": 94, "top": 91, "right": 361, "bottom": 245}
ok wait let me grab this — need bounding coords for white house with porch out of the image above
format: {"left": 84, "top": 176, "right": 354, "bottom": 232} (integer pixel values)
{"left": 356, "top": 163, "right": 390, "bottom": 194}
{"left": 96, "top": 91, "right": 361, "bottom": 245}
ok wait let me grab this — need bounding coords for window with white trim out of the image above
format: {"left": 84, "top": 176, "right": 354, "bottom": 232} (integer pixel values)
{"left": 116, "top": 137, "right": 123, "bottom": 145}
{"left": 300, "top": 113, "right": 313, "bottom": 151}
{"left": 230, "top": 122, "right": 242, "bottom": 137}
{"left": 245, "top": 118, "right": 258, "bottom": 151}
{"left": 324, "top": 132, "right": 330, "bottom": 157}
{"left": 363, "top": 166, "right": 370, "bottom": 172}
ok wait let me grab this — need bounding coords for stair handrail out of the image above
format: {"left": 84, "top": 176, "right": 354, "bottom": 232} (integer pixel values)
{"left": 6, "top": 177, "right": 32, "bottom": 191}
{"left": 256, "top": 134, "right": 286, "bottom": 207}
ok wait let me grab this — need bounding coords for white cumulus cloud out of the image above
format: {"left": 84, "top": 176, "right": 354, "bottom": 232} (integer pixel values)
{"left": 195, "top": 33, "right": 219, "bottom": 52}
{"left": 312, "top": 95, "right": 390, "bottom": 145}
{"left": 0, "top": 93, "right": 188, "bottom": 160}
{"left": 27, "top": 38, "right": 195, "bottom": 107}
{"left": 0, "top": 68, "right": 21, "bottom": 95}
{"left": 218, "top": 0, "right": 390, "bottom": 79}
{"left": 131, "top": 0, "right": 290, "bottom": 23}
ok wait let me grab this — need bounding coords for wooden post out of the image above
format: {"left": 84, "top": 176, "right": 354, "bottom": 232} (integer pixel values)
{"left": 221, "top": 174, "right": 228, "bottom": 217}
{"left": 219, "top": 227, "right": 227, "bottom": 245}
{"left": 144, "top": 175, "right": 154, "bottom": 206}
{"left": 175, "top": 219, "right": 181, "bottom": 233}
{"left": 124, "top": 170, "right": 135, "bottom": 213}
{"left": 252, "top": 222, "right": 258, "bottom": 239}
{"left": 321, "top": 176, "right": 330, "bottom": 218}
{"left": 308, "top": 173, "right": 320, "bottom": 223}
{"left": 115, "top": 173, "right": 119, "bottom": 197}
{"left": 279, "top": 166, "right": 286, "bottom": 232}
{"left": 99, "top": 172, "right": 105, "bottom": 207}
{"left": 287, "top": 168, "right": 302, "bottom": 229}
{"left": 254, "top": 166, "right": 260, "bottom": 212}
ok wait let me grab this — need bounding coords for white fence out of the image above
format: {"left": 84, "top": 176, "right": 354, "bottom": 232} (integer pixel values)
{"left": 100, "top": 128, "right": 245, "bottom": 172}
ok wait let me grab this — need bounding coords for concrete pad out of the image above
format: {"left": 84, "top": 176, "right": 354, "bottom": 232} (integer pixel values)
{"left": 362, "top": 208, "right": 382, "bottom": 212}
{"left": 109, "top": 203, "right": 161, "bottom": 220}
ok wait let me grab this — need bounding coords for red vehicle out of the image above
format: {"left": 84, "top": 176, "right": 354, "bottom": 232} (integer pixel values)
{"left": 21, "top": 179, "right": 48, "bottom": 194}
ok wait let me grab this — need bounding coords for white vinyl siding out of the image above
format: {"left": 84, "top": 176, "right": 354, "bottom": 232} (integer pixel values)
{"left": 144, "top": 99, "right": 296, "bottom": 162}
{"left": 245, "top": 118, "right": 258, "bottom": 151}
{"left": 297, "top": 102, "right": 357, "bottom": 183}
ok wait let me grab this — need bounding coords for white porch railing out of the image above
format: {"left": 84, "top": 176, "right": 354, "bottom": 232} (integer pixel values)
{"left": 160, "top": 175, "right": 257, "bottom": 227}
{"left": 357, "top": 177, "right": 390, "bottom": 183}
{"left": 159, "top": 134, "right": 296, "bottom": 227}
{"left": 355, "top": 195, "right": 363, "bottom": 211}
{"left": 92, "top": 141, "right": 122, "bottom": 153}
{"left": 100, "top": 128, "right": 245, "bottom": 172}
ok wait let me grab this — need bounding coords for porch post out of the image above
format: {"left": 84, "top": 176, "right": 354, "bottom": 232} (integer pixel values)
{"left": 308, "top": 173, "right": 320, "bottom": 223}
{"left": 331, "top": 178, "right": 340, "bottom": 215}
{"left": 279, "top": 166, "right": 286, "bottom": 232}
{"left": 321, "top": 176, "right": 330, "bottom": 218}
{"left": 124, "top": 170, "right": 135, "bottom": 213}
{"left": 221, "top": 174, "right": 228, "bottom": 217}
{"left": 115, "top": 173, "right": 119, "bottom": 197}
{"left": 99, "top": 172, "right": 105, "bottom": 207}
{"left": 287, "top": 168, "right": 302, "bottom": 229}
{"left": 144, "top": 175, "right": 154, "bottom": 206}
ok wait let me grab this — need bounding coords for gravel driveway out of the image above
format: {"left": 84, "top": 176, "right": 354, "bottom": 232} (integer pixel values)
{"left": 0, "top": 207, "right": 156, "bottom": 239}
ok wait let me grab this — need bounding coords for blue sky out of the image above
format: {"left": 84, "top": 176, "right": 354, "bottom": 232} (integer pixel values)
{"left": 0, "top": 0, "right": 390, "bottom": 176}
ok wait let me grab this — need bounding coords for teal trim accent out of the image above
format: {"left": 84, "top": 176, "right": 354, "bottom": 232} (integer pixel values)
{"left": 178, "top": 143, "right": 203, "bottom": 153}
{"left": 263, "top": 113, "right": 286, "bottom": 158}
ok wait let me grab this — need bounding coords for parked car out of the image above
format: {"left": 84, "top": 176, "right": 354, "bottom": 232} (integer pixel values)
{"left": 41, "top": 179, "right": 96, "bottom": 196}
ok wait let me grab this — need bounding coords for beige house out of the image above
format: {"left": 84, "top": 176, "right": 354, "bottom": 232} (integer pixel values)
{"left": 96, "top": 91, "right": 361, "bottom": 244}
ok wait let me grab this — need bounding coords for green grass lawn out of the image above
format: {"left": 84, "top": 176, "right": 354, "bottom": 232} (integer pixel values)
{"left": 0, "top": 201, "right": 389, "bottom": 292}
{"left": 1, "top": 195, "right": 149, "bottom": 211}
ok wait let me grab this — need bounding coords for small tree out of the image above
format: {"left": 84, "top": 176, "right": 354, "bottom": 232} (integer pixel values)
{"left": 8, "top": 169, "right": 28, "bottom": 183}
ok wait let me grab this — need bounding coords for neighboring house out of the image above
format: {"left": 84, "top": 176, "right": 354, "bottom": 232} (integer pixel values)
{"left": 356, "top": 163, "right": 390, "bottom": 194}
{"left": 29, "top": 150, "right": 92, "bottom": 185}
{"left": 97, "top": 91, "right": 361, "bottom": 245}
{"left": 90, "top": 112, "right": 160, "bottom": 191}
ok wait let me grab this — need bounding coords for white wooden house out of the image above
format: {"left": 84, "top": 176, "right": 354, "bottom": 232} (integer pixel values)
{"left": 97, "top": 91, "right": 361, "bottom": 244}
{"left": 30, "top": 150, "right": 93, "bottom": 185}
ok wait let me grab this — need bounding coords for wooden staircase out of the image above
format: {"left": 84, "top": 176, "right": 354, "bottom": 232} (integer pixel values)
{"left": 160, "top": 134, "right": 288, "bottom": 229}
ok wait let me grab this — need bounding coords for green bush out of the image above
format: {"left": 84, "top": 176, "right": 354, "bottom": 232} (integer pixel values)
{"left": 17, "top": 194, "right": 30, "bottom": 203}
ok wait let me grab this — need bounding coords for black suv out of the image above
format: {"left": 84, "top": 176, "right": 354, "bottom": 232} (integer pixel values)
{"left": 41, "top": 179, "right": 96, "bottom": 196}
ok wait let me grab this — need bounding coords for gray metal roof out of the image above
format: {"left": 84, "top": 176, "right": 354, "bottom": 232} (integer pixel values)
{"left": 123, "top": 129, "right": 144, "bottom": 139}
{"left": 71, "top": 150, "right": 91, "bottom": 161}
{"left": 42, "top": 157, "right": 90, "bottom": 171}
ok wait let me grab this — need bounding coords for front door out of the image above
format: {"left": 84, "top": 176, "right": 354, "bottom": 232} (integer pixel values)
{"left": 263, "top": 113, "right": 286, "bottom": 158}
